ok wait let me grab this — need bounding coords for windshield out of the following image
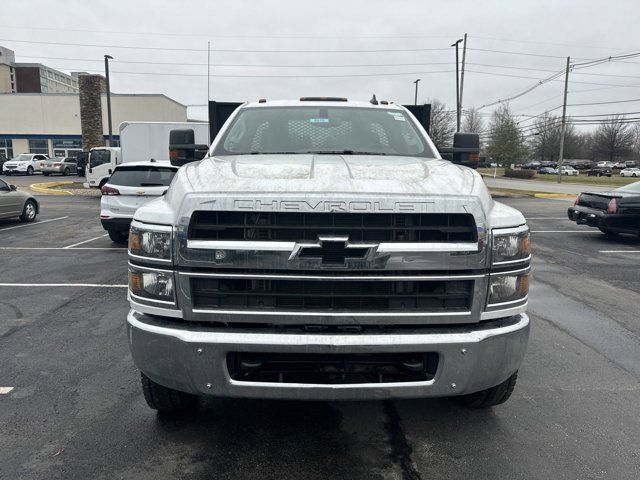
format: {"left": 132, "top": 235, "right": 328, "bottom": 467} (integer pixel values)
{"left": 108, "top": 166, "right": 177, "bottom": 187}
{"left": 89, "top": 150, "right": 111, "bottom": 168}
{"left": 213, "top": 106, "right": 435, "bottom": 158}
{"left": 618, "top": 181, "right": 640, "bottom": 193}
{"left": 12, "top": 154, "right": 32, "bottom": 162}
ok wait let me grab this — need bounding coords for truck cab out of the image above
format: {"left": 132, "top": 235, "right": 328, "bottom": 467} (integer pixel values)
{"left": 85, "top": 147, "right": 121, "bottom": 188}
{"left": 126, "top": 98, "right": 531, "bottom": 412}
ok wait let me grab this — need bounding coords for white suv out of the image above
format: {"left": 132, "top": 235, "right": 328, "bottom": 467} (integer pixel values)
{"left": 100, "top": 161, "right": 179, "bottom": 242}
{"left": 2, "top": 153, "right": 48, "bottom": 175}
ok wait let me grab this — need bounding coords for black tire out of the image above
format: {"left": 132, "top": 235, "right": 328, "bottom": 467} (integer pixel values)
{"left": 27, "top": 166, "right": 34, "bottom": 176}
{"left": 598, "top": 227, "right": 619, "bottom": 236}
{"left": 19, "top": 200, "right": 37, "bottom": 223}
{"left": 43, "top": 172, "right": 50, "bottom": 176}
{"left": 456, "top": 372, "right": 518, "bottom": 408}
{"left": 141, "top": 372, "right": 196, "bottom": 412}
{"left": 107, "top": 229, "right": 128, "bottom": 243}
{"left": 6, "top": 171, "right": 11, "bottom": 176}
{"left": 63, "top": 168, "right": 70, "bottom": 176}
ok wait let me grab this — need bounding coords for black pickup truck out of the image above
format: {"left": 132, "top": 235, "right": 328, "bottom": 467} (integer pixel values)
{"left": 568, "top": 181, "right": 640, "bottom": 236}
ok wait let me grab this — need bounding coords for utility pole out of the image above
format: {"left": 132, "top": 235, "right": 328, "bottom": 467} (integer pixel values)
{"left": 207, "top": 41, "right": 211, "bottom": 144}
{"left": 104, "top": 55, "right": 113, "bottom": 146}
{"left": 451, "top": 38, "right": 463, "bottom": 132}
{"left": 556, "top": 56, "right": 571, "bottom": 184}
{"left": 459, "top": 33, "right": 468, "bottom": 129}
{"left": 413, "top": 78, "right": 421, "bottom": 105}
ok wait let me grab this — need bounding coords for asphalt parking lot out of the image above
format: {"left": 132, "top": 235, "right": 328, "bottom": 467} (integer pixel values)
{"left": 1, "top": 192, "right": 639, "bottom": 480}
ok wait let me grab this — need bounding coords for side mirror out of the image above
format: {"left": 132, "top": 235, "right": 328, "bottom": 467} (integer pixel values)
{"left": 10, "top": 184, "right": 17, "bottom": 191}
{"left": 169, "top": 129, "right": 209, "bottom": 167}
{"left": 438, "top": 133, "right": 480, "bottom": 169}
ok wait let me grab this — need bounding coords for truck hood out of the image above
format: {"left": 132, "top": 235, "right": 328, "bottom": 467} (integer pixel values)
{"left": 181, "top": 154, "right": 480, "bottom": 197}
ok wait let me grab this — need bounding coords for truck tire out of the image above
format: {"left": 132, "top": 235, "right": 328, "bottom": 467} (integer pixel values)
{"left": 456, "top": 371, "right": 518, "bottom": 408}
{"left": 107, "top": 230, "right": 128, "bottom": 243}
{"left": 141, "top": 372, "right": 196, "bottom": 412}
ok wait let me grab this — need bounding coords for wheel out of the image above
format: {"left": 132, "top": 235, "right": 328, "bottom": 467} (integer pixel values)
{"left": 107, "top": 229, "right": 128, "bottom": 243}
{"left": 456, "top": 372, "right": 518, "bottom": 408}
{"left": 634, "top": 173, "right": 637, "bottom": 177}
{"left": 26, "top": 166, "right": 34, "bottom": 176}
{"left": 598, "top": 227, "right": 619, "bottom": 236}
{"left": 43, "top": 172, "right": 50, "bottom": 176}
{"left": 63, "top": 168, "right": 70, "bottom": 176}
{"left": 596, "top": 173, "right": 601, "bottom": 177}
{"left": 141, "top": 372, "right": 196, "bottom": 412}
{"left": 19, "top": 200, "right": 37, "bottom": 223}
{"left": 6, "top": 171, "right": 11, "bottom": 176}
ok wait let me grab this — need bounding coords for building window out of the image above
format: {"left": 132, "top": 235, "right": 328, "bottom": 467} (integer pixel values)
{"left": 0, "top": 139, "right": 14, "bottom": 160}
{"left": 28, "top": 139, "right": 49, "bottom": 155}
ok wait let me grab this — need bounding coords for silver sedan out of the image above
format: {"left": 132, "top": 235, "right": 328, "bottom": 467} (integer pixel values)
{"left": 41, "top": 157, "right": 78, "bottom": 176}
{"left": 0, "top": 178, "right": 39, "bottom": 222}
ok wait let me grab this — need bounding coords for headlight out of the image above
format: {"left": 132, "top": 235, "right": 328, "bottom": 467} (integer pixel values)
{"left": 488, "top": 272, "right": 529, "bottom": 306}
{"left": 129, "top": 268, "right": 174, "bottom": 301}
{"left": 129, "top": 223, "right": 172, "bottom": 260}
{"left": 492, "top": 226, "right": 530, "bottom": 265}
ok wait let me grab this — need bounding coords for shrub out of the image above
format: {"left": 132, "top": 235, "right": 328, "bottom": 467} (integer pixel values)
{"left": 504, "top": 168, "right": 536, "bottom": 179}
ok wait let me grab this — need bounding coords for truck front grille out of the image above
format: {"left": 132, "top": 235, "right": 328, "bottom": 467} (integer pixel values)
{"left": 191, "top": 277, "right": 473, "bottom": 312}
{"left": 189, "top": 211, "right": 477, "bottom": 243}
{"left": 227, "top": 352, "right": 439, "bottom": 384}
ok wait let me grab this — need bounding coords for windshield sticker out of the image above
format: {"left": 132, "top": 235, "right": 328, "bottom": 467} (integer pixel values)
{"left": 309, "top": 118, "right": 330, "bottom": 123}
{"left": 387, "top": 112, "right": 406, "bottom": 121}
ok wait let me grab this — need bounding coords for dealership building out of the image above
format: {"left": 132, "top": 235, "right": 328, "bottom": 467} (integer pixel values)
{"left": 0, "top": 45, "right": 189, "bottom": 159}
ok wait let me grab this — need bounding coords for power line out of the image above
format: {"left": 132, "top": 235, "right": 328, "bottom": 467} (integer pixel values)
{"left": 468, "top": 47, "right": 587, "bottom": 60}
{"left": 568, "top": 97, "right": 640, "bottom": 106}
{"left": 0, "top": 37, "right": 451, "bottom": 53}
{"left": 469, "top": 35, "right": 635, "bottom": 51}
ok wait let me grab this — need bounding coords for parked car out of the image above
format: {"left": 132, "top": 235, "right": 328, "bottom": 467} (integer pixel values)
{"left": 538, "top": 167, "right": 556, "bottom": 174}
{"left": 558, "top": 166, "right": 579, "bottom": 176}
{"left": 40, "top": 157, "right": 78, "bottom": 176}
{"left": 0, "top": 178, "right": 39, "bottom": 222}
{"left": 2, "top": 153, "right": 48, "bottom": 176}
{"left": 620, "top": 167, "right": 640, "bottom": 177}
{"left": 568, "top": 181, "right": 640, "bottom": 236}
{"left": 596, "top": 161, "right": 615, "bottom": 168}
{"left": 0, "top": 155, "right": 7, "bottom": 174}
{"left": 613, "top": 162, "right": 628, "bottom": 169}
{"left": 100, "top": 161, "right": 179, "bottom": 242}
{"left": 522, "top": 162, "right": 541, "bottom": 170}
{"left": 587, "top": 167, "right": 613, "bottom": 177}
{"left": 75, "top": 152, "right": 88, "bottom": 177}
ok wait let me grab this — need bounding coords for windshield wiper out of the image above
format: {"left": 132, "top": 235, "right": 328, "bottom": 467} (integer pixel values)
{"left": 302, "top": 150, "right": 389, "bottom": 156}
{"left": 140, "top": 182, "right": 166, "bottom": 186}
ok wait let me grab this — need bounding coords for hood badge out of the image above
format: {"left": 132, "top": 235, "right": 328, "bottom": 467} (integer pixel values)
{"left": 289, "top": 236, "right": 378, "bottom": 267}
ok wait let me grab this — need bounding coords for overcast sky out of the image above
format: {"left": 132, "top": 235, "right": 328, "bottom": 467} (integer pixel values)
{"left": 3, "top": 0, "right": 640, "bottom": 129}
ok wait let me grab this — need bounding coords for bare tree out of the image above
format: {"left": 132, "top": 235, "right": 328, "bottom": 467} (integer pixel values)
{"left": 592, "top": 116, "right": 635, "bottom": 161}
{"left": 428, "top": 99, "right": 455, "bottom": 148}
{"left": 486, "top": 104, "right": 528, "bottom": 165}
{"left": 462, "top": 107, "right": 484, "bottom": 134}
{"left": 528, "top": 113, "right": 580, "bottom": 161}
{"left": 631, "top": 123, "right": 640, "bottom": 160}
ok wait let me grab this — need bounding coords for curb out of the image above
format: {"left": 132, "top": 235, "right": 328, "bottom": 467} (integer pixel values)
{"left": 30, "top": 181, "right": 74, "bottom": 195}
{"left": 533, "top": 193, "right": 577, "bottom": 199}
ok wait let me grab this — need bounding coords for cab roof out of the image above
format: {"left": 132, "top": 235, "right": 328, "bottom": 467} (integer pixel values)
{"left": 241, "top": 99, "right": 405, "bottom": 110}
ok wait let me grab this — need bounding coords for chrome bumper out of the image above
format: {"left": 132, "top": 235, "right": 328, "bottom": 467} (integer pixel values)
{"left": 127, "top": 310, "right": 530, "bottom": 400}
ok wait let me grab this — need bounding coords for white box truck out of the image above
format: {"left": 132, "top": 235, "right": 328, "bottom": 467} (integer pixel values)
{"left": 85, "top": 122, "right": 208, "bottom": 188}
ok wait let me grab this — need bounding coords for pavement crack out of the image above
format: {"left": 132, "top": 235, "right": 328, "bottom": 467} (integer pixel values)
{"left": 383, "top": 401, "right": 422, "bottom": 480}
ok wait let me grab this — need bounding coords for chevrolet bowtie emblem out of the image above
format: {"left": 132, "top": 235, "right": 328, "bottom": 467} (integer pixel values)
{"left": 289, "top": 236, "right": 378, "bottom": 266}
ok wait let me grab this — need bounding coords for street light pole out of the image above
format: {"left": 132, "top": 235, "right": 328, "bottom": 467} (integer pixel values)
{"left": 413, "top": 79, "right": 421, "bottom": 105}
{"left": 451, "top": 38, "right": 463, "bottom": 132}
{"left": 104, "top": 55, "right": 114, "bottom": 147}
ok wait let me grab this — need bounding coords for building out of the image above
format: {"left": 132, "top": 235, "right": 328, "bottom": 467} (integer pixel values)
{"left": 0, "top": 93, "right": 188, "bottom": 158}
{"left": 0, "top": 46, "right": 79, "bottom": 94}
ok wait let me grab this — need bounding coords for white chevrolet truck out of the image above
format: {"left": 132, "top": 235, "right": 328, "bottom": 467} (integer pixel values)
{"left": 126, "top": 98, "right": 531, "bottom": 411}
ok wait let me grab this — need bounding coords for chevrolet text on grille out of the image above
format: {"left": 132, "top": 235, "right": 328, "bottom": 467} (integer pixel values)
{"left": 232, "top": 200, "right": 435, "bottom": 212}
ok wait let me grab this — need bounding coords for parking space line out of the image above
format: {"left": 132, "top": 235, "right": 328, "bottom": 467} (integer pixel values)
{"left": 0, "top": 247, "right": 123, "bottom": 251}
{"left": 0, "top": 216, "right": 69, "bottom": 232}
{"left": 599, "top": 250, "right": 640, "bottom": 254}
{"left": 531, "top": 230, "right": 600, "bottom": 233}
{"left": 0, "top": 387, "right": 14, "bottom": 395}
{"left": 0, "top": 283, "right": 127, "bottom": 288}
{"left": 64, "top": 234, "right": 109, "bottom": 249}
{"left": 525, "top": 217, "right": 568, "bottom": 220}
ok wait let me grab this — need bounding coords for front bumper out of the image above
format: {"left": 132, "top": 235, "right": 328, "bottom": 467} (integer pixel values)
{"left": 127, "top": 310, "right": 530, "bottom": 400}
